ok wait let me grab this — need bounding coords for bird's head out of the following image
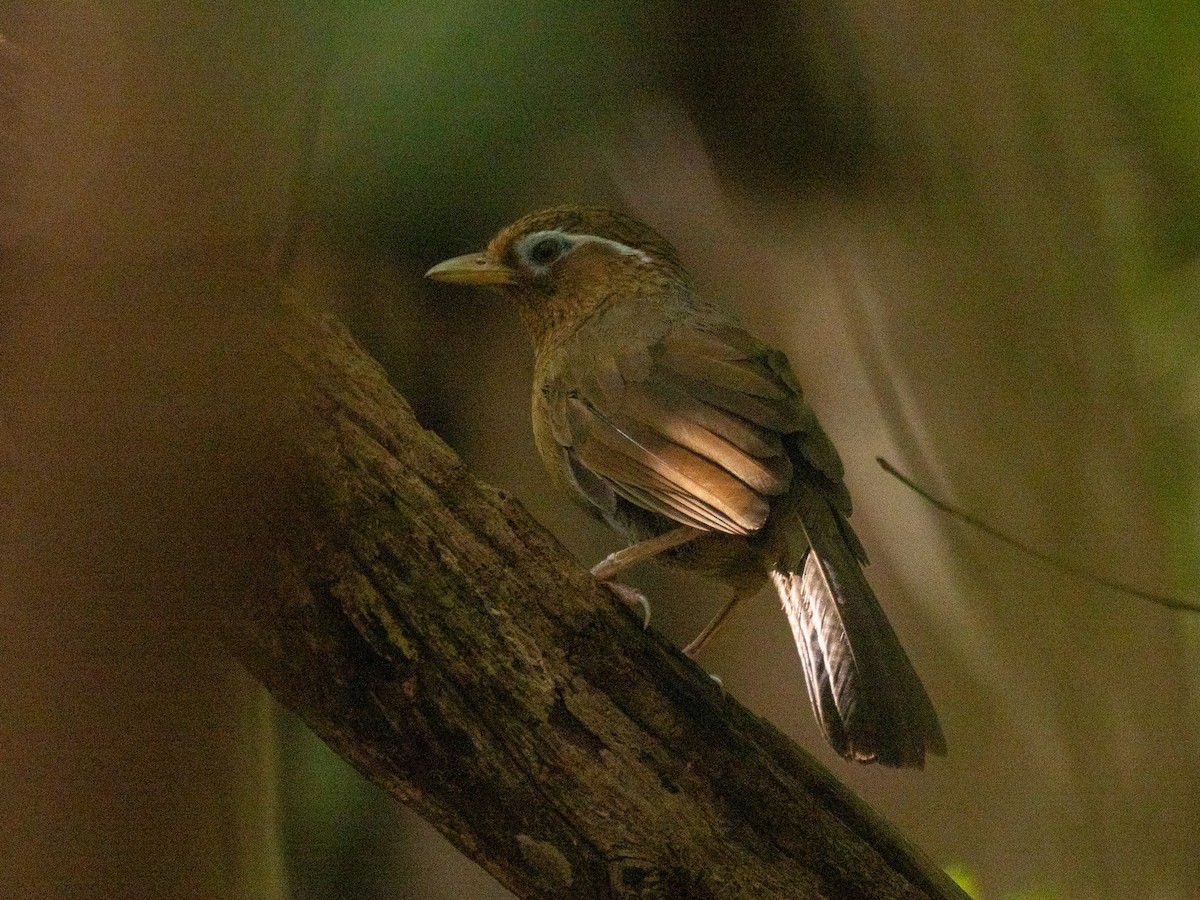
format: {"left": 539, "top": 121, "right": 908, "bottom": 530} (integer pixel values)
{"left": 425, "top": 205, "right": 691, "bottom": 348}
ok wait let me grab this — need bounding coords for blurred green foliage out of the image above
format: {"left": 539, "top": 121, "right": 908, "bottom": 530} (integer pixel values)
{"left": 314, "top": 2, "right": 638, "bottom": 251}
{"left": 1097, "top": 6, "right": 1200, "bottom": 591}
{"left": 276, "top": 708, "right": 393, "bottom": 899}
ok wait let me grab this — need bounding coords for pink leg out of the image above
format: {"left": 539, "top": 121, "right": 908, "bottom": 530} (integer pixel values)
{"left": 683, "top": 587, "right": 757, "bottom": 657}
{"left": 590, "top": 526, "right": 702, "bottom": 582}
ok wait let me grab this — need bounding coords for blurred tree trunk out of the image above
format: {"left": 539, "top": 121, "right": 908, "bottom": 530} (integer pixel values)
{"left": 0, "top": 4, "right": 328, "bottom": 896}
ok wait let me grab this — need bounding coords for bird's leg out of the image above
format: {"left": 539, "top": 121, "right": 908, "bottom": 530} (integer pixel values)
{"left": 590, "top": 526, "right": 703, "bottom": 581}
{"left": 591, "top": 526, "right": 703, "bottom": 630}
{"left": 683, "top": 587, "right": 757, "bottom": 658}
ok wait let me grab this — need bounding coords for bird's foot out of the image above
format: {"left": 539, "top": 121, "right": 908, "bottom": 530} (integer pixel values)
{"left": 601, "top": 581, "right": 652, "bottom": 629}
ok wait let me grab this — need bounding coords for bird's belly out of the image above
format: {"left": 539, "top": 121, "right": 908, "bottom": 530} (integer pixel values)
{"left": 665, "top": 531, "right": 764, "bottom": 582}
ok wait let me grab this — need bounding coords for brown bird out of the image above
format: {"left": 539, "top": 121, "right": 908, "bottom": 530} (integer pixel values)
{"left": 426, "top": 205, "right": 945, "bottom": 768}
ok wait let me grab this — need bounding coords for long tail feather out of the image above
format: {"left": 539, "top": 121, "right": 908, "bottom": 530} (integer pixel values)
{"left": 774, "top": 481, "right": 946, "bottom": 768}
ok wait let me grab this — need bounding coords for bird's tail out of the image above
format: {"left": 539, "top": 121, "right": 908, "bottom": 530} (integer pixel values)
{"left": 772, "top": 479, "right": 946, "bottom": 768}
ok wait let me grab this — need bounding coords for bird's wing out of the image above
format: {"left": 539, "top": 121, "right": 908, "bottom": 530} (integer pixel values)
{"left": 546, "top": 314, "right": 838, "bottom": 536}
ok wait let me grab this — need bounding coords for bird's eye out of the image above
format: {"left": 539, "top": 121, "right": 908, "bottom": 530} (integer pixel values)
{"left": 526, "top": 234, "right": 570, "bottom": 267}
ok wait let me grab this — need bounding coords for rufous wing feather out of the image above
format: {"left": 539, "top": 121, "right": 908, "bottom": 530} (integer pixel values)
{"left": 546, "top": 319, "right": 801, "bottom": 536}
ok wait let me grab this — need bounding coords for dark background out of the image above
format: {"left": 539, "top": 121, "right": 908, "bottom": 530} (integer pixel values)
{"left": 3, "top": 3, "right": 1198, "bottom": 899}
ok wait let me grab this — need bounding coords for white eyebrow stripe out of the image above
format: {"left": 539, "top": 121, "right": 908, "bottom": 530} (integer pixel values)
{"left": 563, "top": 233, "right": 653, "bottom": 265}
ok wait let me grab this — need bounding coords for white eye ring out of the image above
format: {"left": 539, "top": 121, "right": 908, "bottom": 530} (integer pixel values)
{"left": 525, "top": 233, "right": 571, "bottom": 266}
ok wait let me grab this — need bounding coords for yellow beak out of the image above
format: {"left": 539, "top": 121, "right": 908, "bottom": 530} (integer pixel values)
{"left": 424, "top": 251, "right": 517, "bottom": 286}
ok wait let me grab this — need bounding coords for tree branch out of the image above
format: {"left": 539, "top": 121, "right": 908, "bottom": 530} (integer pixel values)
{"left": 232, "top": 300, "right": 967, "bottom": 899}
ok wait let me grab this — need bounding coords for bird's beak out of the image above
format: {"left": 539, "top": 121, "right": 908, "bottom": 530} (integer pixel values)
{"left": 424, "top": 251, "right": 516, "bottom": 286}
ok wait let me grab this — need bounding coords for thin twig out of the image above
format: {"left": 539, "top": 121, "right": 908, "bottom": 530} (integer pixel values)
{"left": 877, "top": 456, "right": 1200, "bottom": 613}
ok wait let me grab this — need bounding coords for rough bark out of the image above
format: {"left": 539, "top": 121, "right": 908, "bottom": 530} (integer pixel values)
{"left": 232, "top": 299, "right": 967, "bottom": 900}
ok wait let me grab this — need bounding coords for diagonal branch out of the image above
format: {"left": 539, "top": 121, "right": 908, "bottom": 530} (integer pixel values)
{"left": 231, "top": 299, "right": 967, "bottom": 900}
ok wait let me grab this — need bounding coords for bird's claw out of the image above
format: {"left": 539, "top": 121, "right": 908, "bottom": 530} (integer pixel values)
{"left": 602, "top": 581, "right": 651, "bottom": 629}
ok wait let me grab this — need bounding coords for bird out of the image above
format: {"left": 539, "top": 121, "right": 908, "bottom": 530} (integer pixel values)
{"left": 426, "top": 205, "right": 946, "bottom": 768}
